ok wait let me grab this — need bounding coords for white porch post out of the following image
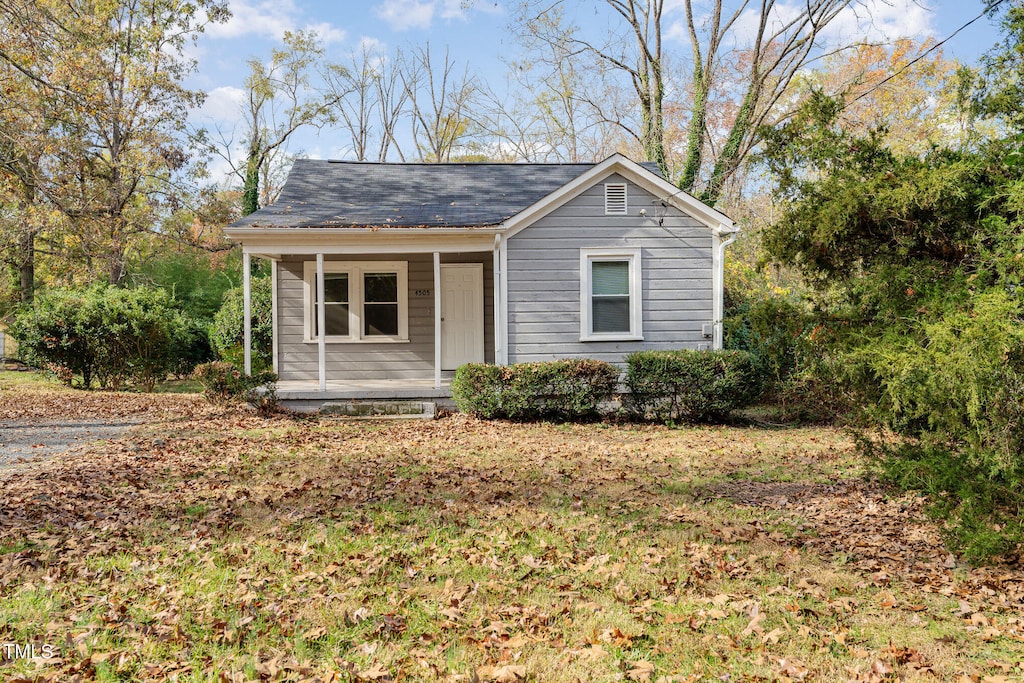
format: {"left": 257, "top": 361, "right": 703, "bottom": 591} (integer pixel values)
{"left": 433, "top": 251, "right": 442, "bottom": 390}
{"left": 499, "top": 237, "right": 509, "bottom": 365}
{"left": 242, "top": 251, "right": 251, "bottom": 376}
{"left": 270, "top": 259, "right": 279, "bottom": 374}
{"left": 492, "top": 235, "right": 501, "bottom": 365}
{"left": 316, "top": 253, "right": 327, "bottom": 391}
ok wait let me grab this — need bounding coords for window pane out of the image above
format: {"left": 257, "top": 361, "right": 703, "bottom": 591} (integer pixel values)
{"left": 323, "top": 303, "right": 349, "bottom": 336}
{"left": 323, "top": 273, "right": 349, "bottom": 303}
{"left": 592, "top": 261, "right": 629, "bottom": 296}
{"left": 593, "top": 296, "right": 630, "bottom": 333}
{"left": 364, "top": 272, "right": 398, "bottom": 302}
{"left": 364, "top": 303, "right": 399, "bottom": 336}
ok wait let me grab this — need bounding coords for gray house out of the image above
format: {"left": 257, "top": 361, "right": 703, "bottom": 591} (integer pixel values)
{"left": 224, "top": 153, "right": 736, "bottom": 404}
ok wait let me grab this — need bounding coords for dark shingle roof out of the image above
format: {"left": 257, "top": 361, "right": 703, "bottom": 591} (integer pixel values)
{"left": 230, "top": 159, "right": 663, "bottom": 229}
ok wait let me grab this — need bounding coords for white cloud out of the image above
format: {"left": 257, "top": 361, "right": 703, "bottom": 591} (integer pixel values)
{"left": 438, "top": 0, "right": 466, "bottom": 21}
{"left": 820, "top": 0, "right": 934, "bottom": 45}
{"left": 199, "top": 85, "right": 247, "bottom": 122}
{"left": 666, "top": 0, "right": 934, "bottom": 51}
{"left": 205, "top": 0, "right": 347, "bottom": 43}
{"left": 306, "top": 21, "right": 347, "bottom": 44}
{"left": 205, "top": 0, "right": 297, "bottom": 40}
{"left": 373, "top": 0, "right": 491, "bottom": 31}
{"left": 374, "top": 0, "right": 436, "bottom": 31}
{"left": 358, "top": 35, "right": 387, "bottom": 55}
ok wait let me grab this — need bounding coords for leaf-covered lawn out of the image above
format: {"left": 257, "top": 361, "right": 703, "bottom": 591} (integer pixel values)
{"left": 1, "top": 379, "right": 1022, "bottom": 682}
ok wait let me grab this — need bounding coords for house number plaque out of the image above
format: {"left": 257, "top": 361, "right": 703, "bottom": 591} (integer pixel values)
{"left": 414, "top": 289, "right": 432, "bottom": 297}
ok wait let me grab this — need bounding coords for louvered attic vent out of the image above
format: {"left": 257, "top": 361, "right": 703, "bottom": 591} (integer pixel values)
{"left": 604, "top": 183, "right": 627, "bottom": 214}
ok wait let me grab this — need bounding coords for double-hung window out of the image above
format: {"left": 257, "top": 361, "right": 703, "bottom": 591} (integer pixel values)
{"left": 580, "top": 248, "right": 642, "bottom": 341}
{"left": 304, "top": 261, "right": 409, "bottom": 342}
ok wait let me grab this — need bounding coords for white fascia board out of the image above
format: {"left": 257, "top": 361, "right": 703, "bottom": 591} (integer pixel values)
{"left": 238, "top": 232, "right": 497, "bottom": 255}
{"left": 225, "top": 226, "right": 502, "bottom": 239}
{"left": 501, "top": 153, "right": 735, "bottom": 237}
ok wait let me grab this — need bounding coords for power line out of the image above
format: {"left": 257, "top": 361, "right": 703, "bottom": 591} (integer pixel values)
{"left": 849, "top": 0, "right": 1009, "bottom": 105}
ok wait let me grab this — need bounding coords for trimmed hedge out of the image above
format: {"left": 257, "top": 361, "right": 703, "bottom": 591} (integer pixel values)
{"left": 452, "top": 359, "right": 619, "bottom": 420}
{"left": 624, "top": 349, "right": 761, "bottom": 423}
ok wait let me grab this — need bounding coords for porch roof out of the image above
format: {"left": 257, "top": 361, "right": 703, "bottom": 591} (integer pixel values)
{"left": 227, "top": 159, "right": 662, "bottom": 231}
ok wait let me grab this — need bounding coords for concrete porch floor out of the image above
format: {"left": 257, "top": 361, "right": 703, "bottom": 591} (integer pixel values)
{"left": 276, "top": 378, "right": 452, "bottom": 401}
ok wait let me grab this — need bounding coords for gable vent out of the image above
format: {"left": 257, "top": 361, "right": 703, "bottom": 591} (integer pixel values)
{"left": 604, "top": 183, "right": 627, "bottom": 214}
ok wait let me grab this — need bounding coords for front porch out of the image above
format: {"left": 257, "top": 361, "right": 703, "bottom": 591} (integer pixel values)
{"left": 239, "top": 233, "right": 505, "bottom": 404}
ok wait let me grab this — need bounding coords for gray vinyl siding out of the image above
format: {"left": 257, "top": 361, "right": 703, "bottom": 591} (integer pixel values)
{"left": 276, "top": 253, "right": 493, "bottom": 382}
{"left": 506, "top": 173, "right": 713, "bottom": 364}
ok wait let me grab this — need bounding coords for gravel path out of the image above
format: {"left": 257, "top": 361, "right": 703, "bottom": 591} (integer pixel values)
{"left": 0, "top": 418, "right": 140, "bottom": 471}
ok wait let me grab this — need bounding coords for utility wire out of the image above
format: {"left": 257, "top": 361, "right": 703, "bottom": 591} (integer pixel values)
{"left": 848, "top": 0, "right": 1008, "bottom": 104}
{"left": 665, "top": 0, "right": 1008, "bottom": 203}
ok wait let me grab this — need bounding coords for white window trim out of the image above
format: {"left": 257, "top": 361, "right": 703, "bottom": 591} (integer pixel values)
{"left": 302, "top": 261, "right": 409, "bottom": 343}
{"left": 604, "top": 182, "right": 627, "bottom": 215}
{"left": 579, "top": 247, "right": 643, "bottom": 342}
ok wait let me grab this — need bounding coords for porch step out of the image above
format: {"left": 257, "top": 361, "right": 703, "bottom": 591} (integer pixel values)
{"left": 319, "top": 400, "right": 437, "bottom": 419}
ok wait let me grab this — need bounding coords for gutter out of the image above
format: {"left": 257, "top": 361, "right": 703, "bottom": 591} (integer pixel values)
{"left": 224, "top": 225, "right": 505, "bottom": 240}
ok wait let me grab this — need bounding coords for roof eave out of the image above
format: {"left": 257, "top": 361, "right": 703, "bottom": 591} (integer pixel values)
{"left": 224, "top": 225, "right": 504, "bottom": 241}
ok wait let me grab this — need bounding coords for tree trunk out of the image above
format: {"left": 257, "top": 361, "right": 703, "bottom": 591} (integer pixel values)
{"left": 18, "top": 177, "right": 35, "bottom": 303}
{"left": 108, "top": 251, "right": 125, "bottom": 284}
{"left": 19, "top": 229, "right": 34, "bottom": 304}
{"left": 242, "top": 145, "right": 261, "bottom": 216}
{"left": 679, "top": 61, "right": 708, "bottom": 193}
{"left": 704, "top": 86, "right": 757, "bottom": 205}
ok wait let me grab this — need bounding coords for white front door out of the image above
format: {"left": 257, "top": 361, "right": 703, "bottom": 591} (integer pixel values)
{"left": 441, "top": 263, "right": 485, "bottom": 370}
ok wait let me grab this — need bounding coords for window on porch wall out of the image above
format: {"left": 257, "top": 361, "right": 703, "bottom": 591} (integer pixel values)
{"left": 303, "top": 261, "right": 409, "bottom": 342}
{"left": 313, "top": 273, "right": 350, "bottom": 337}
{"left": 363, "top": 272, "right": 399, "bottom": 336}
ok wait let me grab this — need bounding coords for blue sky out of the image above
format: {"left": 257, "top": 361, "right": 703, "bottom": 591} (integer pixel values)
{"left": 187, "top": 0, "right": 1007, "bottom": 180}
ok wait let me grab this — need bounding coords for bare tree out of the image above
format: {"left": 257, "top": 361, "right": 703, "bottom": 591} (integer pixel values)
{"left": 375, "top": 49, "right": 410, "bottom": 162}
{"left": 401, "top": 44, "right": 481, "bottom": 162}
{"left": 516, "top": 0, "right": 860, "bottom": 204}
{"left": 213, "top": 30, "right": 349, "bottom": 215}
{"left": 481, "top": 8, "right": 633, "bottom": 163}
{"left": 329, "top": 43, "right": 380, "bottom": 161}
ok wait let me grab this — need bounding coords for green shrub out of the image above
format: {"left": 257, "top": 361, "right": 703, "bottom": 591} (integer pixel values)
{"left": 10, "top": 289, "right": 97, "bottom": 387}
{"left": 129, "top": 250, "right": 238, "bottom": 323}
{"left": 193, "top": 361, "right": 279, "bottom": 415}
{"left": 624, "top": 349, "right": 760, "bottom": 423}
{"left": 10, "top": 285, "right": 203, "bottom": 390}
{"left": 852, "top": 289, "right": 1024, "bottom": 561}
{"left": 452, "top": 359, "right": 619, "bottom": 420}
{"left": 210, "top": 277, "right": 273, "bottom": 372}
{"left": 169, "top": 318, "right": 216, "bottom": 378}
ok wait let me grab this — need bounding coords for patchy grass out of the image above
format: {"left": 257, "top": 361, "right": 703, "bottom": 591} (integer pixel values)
{"left": 0, "top": 387, "right": 1022, "bottom": 682}
{"left": 0, "top": 370, "right": 209, "bottom": 421}
{"left": 0, "top": 369, "right": 207, "bottom": 404}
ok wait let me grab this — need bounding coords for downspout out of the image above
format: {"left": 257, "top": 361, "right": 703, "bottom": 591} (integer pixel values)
{"left": 713, "top": 226, "right": 738, "bottom": 350}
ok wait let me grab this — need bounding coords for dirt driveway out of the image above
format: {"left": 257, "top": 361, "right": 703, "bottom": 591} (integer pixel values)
{"left": 0, "top": 374, "right": 210, "bottom": 474}
{"left": 0, "top": 417, "right": 142, "bottom": 472}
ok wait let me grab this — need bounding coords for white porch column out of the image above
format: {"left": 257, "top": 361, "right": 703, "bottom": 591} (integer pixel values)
{"left": 492, "top": 235, "right": 501, "bottom": 365}
{"left": 270, "top": 259, "right": 279, "bottom": 374}
{"left": 499, "top": 237, "right": 509, "bottom": 365}
{"left": 242, "top": 251, "right": 251, "bottom": 376}
{"left": 433, "top": 251, "right": 442, "bottom": 390}
{"left": 316, "top": 253, "right": 326, "bottom": 391}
